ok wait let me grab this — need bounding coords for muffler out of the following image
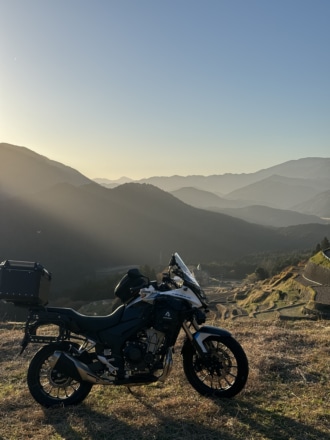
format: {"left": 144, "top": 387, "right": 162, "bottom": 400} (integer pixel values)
{"left": 158, "top": 347, "right": 173, "bottom": 383}
{"left": 50, "top": 351, "right": 114, "bottom": 385}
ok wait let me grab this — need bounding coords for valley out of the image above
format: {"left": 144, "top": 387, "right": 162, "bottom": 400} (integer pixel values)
{"left": 1, "top": 142, "right": 330, "bottom": 320}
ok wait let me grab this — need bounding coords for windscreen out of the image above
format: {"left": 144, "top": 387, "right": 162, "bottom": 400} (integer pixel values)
{"left": 174, "top": 253, "right": 200, "bottom": 287}
{"left": 173, "top": 253, "right": 208, "bottom": 305}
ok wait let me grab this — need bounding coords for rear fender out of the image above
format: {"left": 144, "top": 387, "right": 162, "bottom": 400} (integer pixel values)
{"left": 182, "top": 325, "right": 232, "bottom": 356}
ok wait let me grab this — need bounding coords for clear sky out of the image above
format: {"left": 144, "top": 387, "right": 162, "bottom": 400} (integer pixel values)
{"left": 1, "top": 0, "right": 329, "bottom": 180}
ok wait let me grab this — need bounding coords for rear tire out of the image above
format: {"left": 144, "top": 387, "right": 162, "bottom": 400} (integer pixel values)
{"left": 182, "top": 335, "right": 248, "bottom": 398}
{"left": 27, "top": 343, "right": 93, "bottom": 407}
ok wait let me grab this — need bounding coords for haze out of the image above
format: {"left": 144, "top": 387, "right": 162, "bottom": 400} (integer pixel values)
{"left": 1, "top": 0, "right": 329, "bottom": 179}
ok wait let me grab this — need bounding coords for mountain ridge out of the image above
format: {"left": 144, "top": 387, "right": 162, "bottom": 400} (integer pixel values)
{"left": 95, "top": 157, "right": 330, "bottom": 194}
{"left": 94, "top": 157, "right": 330, "bottom": 219}
{"left": 0, "top": 142, "right": 92, "bottom": 198}
{"left": 1, "top": 143, "right": 329, "bottom": 294}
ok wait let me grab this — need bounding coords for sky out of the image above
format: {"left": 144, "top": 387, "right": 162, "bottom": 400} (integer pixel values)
{"left": 1, "top": 0, "right": 329, "bottom": 180}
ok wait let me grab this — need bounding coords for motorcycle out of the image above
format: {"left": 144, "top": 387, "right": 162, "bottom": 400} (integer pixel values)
{"left": 18, "top": 253, "right": 248, "bottom": 407}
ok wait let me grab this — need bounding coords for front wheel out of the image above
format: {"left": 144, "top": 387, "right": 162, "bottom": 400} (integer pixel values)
{"left": 182, "top": 335, "right": 248, "bottom": 398}
{"left": 27, "top": 343, "right": 93, "bottom": 407}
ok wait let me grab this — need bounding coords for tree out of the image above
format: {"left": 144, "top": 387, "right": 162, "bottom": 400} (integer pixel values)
{"left": 255, "top": 266, "right": 269, "bottom": 281}
{"left": 321, "top": 236, "right": 330, "bottom": 250}
{"left": 314, "top": 243, "right": 322, "bottom": 255}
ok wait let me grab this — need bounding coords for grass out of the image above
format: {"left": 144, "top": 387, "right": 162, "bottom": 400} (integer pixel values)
{"left": 0, "top": 318, "right": 329, "bottom": 440}
{"left": 230, "top": 268, "right": 321, "bottom": 320}
{"left": 310, "top": 252, "right": 330, "bottom": 268}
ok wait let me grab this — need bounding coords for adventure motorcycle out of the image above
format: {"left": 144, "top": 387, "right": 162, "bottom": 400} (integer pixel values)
{"left": 14, "top": 253, "right": 248, "bottom": 407}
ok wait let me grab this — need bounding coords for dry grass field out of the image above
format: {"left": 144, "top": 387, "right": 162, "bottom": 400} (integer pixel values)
{"left": 0, "top": 318, "right": 329, "bottom": 440}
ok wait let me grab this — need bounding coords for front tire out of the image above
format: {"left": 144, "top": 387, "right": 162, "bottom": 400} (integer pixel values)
{"left": 27, "top": 343, "right": 93, "bottom": 407}
{"left": 182, "top": 335, "right": 248, "bottom": 398}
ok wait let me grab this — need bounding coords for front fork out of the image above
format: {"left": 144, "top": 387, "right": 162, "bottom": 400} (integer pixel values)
{"left": 182, "top": 318, "right": 232, "bottom": 356}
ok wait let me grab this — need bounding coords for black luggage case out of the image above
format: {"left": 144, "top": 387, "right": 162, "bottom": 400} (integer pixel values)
{"left": 0, "top": 260, "right": 51, "bottom": 306}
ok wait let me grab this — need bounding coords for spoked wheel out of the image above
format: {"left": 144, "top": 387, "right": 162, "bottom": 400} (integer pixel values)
{"left": 27, "top": 343, "right": 93, "bottom": 407}
{"left": 182, "top": 335, "right": 248, "bottom": 398}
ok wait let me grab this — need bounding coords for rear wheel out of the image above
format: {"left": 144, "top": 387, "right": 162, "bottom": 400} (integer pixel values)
{"left": 182, "top": 335, "right": 248, "bottom": 398}
{"left": 27, "top": 342, "right": 93, "bottom": 407}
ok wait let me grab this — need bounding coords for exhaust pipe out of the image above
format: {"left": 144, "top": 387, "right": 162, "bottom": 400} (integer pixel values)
{"left": 158, "top": 347, "right": 173, "bottom": 383}
{"left": 50, "top": 351, "right": 114, "bottom": 385}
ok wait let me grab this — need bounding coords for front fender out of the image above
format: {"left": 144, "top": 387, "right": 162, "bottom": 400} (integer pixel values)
{"left": 182, "top": 325, "right": 232, "bottom": 355}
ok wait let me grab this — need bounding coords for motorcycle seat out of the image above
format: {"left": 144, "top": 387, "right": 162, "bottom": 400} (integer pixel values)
{"left": 44, "top": 304, "right": 125, "bottom": 333}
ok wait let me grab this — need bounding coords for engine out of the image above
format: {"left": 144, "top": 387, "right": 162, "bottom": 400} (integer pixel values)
{"left": 123, "top": 328, "right": 165, "bottom": 373}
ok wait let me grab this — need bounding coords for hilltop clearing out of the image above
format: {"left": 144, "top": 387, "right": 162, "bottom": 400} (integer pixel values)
{"left": 0, "top": 319, "right": 329, "bottom": 440}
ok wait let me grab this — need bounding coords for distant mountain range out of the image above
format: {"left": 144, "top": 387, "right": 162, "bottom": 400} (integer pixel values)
{"left": 1, "top": 143, "right": 330, "bottom": 295}
{"left": 95, "top": 156, "right": 330, "bottom": 193}
{"left": 96, "top": 158, "right": 330, "bottom": 226}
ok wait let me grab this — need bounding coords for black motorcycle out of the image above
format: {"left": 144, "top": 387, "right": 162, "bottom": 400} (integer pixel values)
{"left": 1, "top": 253, "right": 248, "bottom": 407}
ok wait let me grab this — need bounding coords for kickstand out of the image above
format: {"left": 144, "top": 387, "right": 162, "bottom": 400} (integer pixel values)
{"left": 126, "top": 386, "right": 134, "bottom": 395}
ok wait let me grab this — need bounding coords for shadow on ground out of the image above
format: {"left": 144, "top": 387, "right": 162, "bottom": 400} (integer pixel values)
{"left": 43, "top": 393, "right": 330, "bottom": 440}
